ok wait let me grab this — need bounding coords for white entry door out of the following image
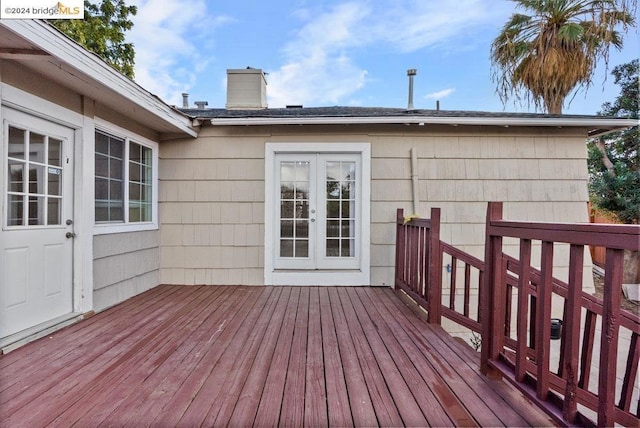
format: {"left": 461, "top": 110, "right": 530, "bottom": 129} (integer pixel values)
{"left": 274, "top": 153, "right": 362, "bottom": 271}
{"left": 1, "top": 108, "right": 75, "bottom": 339}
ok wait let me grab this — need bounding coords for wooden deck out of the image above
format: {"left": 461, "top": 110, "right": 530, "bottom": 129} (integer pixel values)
{"left": 0, "top": 285, "right": 555, "bottom": 427}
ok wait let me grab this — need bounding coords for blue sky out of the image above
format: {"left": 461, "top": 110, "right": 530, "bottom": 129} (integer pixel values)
{"left": 127, "top": 0, "right": 639, "bottom": 114}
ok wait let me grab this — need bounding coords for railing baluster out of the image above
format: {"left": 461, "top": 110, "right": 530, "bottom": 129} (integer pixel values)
{"left": 561, "top": 244, "right": 584, "bottom": 422}
{"left": 450, "top": 256, "right": 457, "bottom": 310}
{"left": 536, "top": 241, "right": 554, "bottom": 400}
{"left": 515, "top": 239, "right": 532, "bottom": 382}
{"left": 463, "top": 263, "right": 471, "bottom": 318}
{"left": 619, "top": 332, "right": 639, "bottom": 413}
{"left": 578, "top": 310, "right": 597, "bottom": 390}
{"left": 598, "top": 248, "right": 624, "bottom": 427}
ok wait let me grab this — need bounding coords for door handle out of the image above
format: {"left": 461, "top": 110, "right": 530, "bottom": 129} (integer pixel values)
{"left": 310, "top": 218, "right": 315, "bottom": 223}
{"left": 66, "top": 232, "right": 76, "bottom": 239}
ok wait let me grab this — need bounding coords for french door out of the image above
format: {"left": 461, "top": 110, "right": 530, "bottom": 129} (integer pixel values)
{"left": 274, "top": 153, "right": 361, "bottom": 271}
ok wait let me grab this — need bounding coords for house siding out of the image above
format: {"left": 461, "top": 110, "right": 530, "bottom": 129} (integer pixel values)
{"left": 160, "top": 124, "right": 593, "bottom": 290}
{"left": 93, "top": 231, "right": 160, "bottom": 311}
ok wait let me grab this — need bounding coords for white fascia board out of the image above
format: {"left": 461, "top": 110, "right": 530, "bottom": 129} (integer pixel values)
{"left": 209, "top": 115, "right": 638, "bottom": 131}
{"left": 0, "top": 20, "right": 197, "bottom": 138}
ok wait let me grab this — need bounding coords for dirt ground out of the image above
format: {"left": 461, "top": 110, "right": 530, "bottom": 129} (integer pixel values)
{"left": 592, "top": 271, "right": 639, "bottom": 316}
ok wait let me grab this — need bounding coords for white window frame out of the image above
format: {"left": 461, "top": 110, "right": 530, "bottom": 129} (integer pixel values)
{"left": 265, "top": 142, "right": 371, "bottom": 286}
{"left": 93, "top": 119, "right": 158, "bottom": 235}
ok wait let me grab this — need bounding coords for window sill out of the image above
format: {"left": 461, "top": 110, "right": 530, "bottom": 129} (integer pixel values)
{"left": 93, "top": 221, "right": 158, "bottom": 235}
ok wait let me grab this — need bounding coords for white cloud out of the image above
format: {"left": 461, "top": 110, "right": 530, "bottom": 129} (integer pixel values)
{"left": 425, "top": 88, "right": 455, "bottom": 100}
{"left": 127, "top": 0, "right": 231, "bottom": 105}
{"left": 266, "top": 0, "right": 508, "bottom": 107}
{"left": 267, "top": 2, "right": 370, "bottom": 107}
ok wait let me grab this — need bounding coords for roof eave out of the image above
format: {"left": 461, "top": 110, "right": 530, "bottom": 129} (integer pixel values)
{"left": 208, "top": 115, "right": 637, "bottom": 135}
{"left": 0, "top": 20, "right": 197, "bottom": 138}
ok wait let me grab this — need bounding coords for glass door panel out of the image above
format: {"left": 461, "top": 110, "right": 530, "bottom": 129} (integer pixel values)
{"left": 5, "top": 125, "right": 65, "bottom": 227}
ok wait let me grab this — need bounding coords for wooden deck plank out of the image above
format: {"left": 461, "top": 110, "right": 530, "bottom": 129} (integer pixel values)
{"left": 0, "top": 285, "right": 178, "bottom": 388}
{"left": 85, "top": 285, "right": 237, "bottom": 426}
{"left": 253, "top": 287, "right": 301, "bottom": 426}
{"left": 318, "top": 287, "right": 353, "bottom": 427}
{"left": 145, "top": 286, "right": 269, "bottom": 427}
{"left": 304, "top": 287, "right": 329, "bottom": 427}
{"left": 355, "top": 287, "right": 467, "bottom": 427}
{"left": 0, "top": 285, "right": 556, "bottom": 427}
{"left": 1, "top": 285, "right": 201, "bottom": 424}
{"left": 226, "top": 287, "right": 292, "bottom": 426}
{"left": 279, "top": 287, "right": 310, "bottom": 426}
{"left": 327, "top": 287, "right": 379, "bottom": 427}
{"left": 181, "top": 287, "right": 281, "bottom": 426}
{"left": 382, "top": 288, "right": 547, "bottom": 427}
{"left": 346, "top": 287, "right": 430, "bottom": 427}
{"left": 337, "top": 287, "right": 405, "bottom": 427}
{"left": 48, "top": 285, "right": 222, "bottom": 427}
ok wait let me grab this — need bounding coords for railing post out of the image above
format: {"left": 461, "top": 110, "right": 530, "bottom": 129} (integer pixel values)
{"left": 427, "top": 207, "right": 441, "bottom": 324}
{"left": 481, "top": 202, "right": 503, "bottom": 376}
{"left": 598, "top": 248, "right": 624, "bottom": 427}
{"left": 395, "top": 208, "right": 405, "bottom": 289}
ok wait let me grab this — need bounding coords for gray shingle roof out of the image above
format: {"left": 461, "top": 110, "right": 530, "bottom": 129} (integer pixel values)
{"left": 179, "top": 105, "right": 603, "bottom": 120}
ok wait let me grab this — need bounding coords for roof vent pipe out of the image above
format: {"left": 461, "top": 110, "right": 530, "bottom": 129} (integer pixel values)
{"left": 182, "top": 93, "right": 189, "bottom": 108}
{"left": 194, "top": 101, "right": 208, "bottom": 109}
{"left": 407, "top": 69, "right": 417, "bottom": 110}
{"left": 436, "top": 100, "right": 440, "bottom": 111}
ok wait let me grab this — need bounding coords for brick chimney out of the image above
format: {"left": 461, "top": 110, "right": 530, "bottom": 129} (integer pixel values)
{"left": 226, "top": 68, "right": 268, "bottom": 110}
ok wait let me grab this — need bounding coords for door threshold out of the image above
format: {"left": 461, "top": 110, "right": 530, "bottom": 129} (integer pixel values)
{"left": 1, "top": 312, "right": 85, "bottom": 354}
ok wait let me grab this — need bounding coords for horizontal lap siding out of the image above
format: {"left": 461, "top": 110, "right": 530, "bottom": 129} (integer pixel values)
{"left": 93, "top": 231, "right": 160, "bottom": 311}
{"left": 160, "top": 124, "right": 592, "bottom": 291}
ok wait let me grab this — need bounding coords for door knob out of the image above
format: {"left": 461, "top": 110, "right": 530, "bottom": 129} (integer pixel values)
{"left": 66, "top": 232, "right": 76, "bottom": 239}
{"left": 310, "top": 218, "right": 315, "bottom": 223}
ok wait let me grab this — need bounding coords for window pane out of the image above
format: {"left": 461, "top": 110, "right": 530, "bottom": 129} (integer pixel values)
{"left": 326, "top": 220, "right": 340, "bottom": 237}
{"left": 130, "top": 142, "right": 142, "bottom": 162}
{"left": 295, "top": 240, "right": 309, "bottom": 257}
{"left": 8, "top": 194, "right": 24, "bottom": 226}
{"left": 129, "top": 162, "right": 141, "bottom": 182}
{"left": 129, "top": 182, "right": 141, "bottom": 200}
{"left": 28, "top": 164, "right": 45, "bottom": 195}
{"left": 28, "top": 196, "right": 44, "bottom": 225}
{"left": 95, "top": 153, "right": 109, "bottom": 177}
{"left": 295, "top": 220, "right": 309, "bottom": 238}
{"left": 281, "top": 201, "right": 294, "bottom": 219}
{"left": 49, "top": 138, "right": 62, "bottom": 167}
{"left": 110, "top": 137, "right": 124, "bottom": 159}
{"left": 95, "top": 177, "right": 109, "bottom": 200}
{"left": 342, "top": 239, "right": 355, "bottom": 257}
{"left": 295, "top": 161, "right": 309, "bottom": 181}
{"left": 29, "top": 133, "right": 45, "bottom": 163}
{"left": 110, "top": 202, "right": 124, "bottom": 221}
{"left": 327, "top": 180, "right": 340, "bottom": 199}
{"left": 110, "top": 179, "right": 123, "bottom": 201}
{"left": 8, "top": 161, "right": 24, "bottom": 193}
{"left": 48, "top": 198, "right": 61, "bottom": 225}
{"left": 326, "top": 239, "right": 340, "bottom": 257}
{"left": 326, "top": 201, "right": 339, "bottom": 219}
{"left": 140, "top": 203, "right": 151, "bottom": 222}
{"left": 95, "top": 131, "right": 109, "bottom": 155}
{"left": 281, "top": 220, "right": 293, "bottom": 238}
{"left": 48, "top": 168, "right": 61, "bottom": 196}
{"left": 111, "top": 158, "right": 123, "bottom": 180}
{"left": 295, "top": 181, "right": 309, "bottom": 200}
{"left": 8, "top": 127, "right": 26, "bottom": 160}
{"left": 280, "top": 239, "right": 293, "bottom": 257}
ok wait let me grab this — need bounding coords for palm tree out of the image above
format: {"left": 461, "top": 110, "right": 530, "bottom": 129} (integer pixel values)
{"left": 491, "top": 0, "right": 636, "bottom": 114}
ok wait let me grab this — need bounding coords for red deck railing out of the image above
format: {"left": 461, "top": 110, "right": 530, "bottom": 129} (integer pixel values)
{"left": 394, "top": 203, "right": 640, "bottom": 427}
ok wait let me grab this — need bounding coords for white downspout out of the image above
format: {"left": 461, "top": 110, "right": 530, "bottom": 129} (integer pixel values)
{"left": 411, "top": 147, "right": 420, "bottom": 215}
